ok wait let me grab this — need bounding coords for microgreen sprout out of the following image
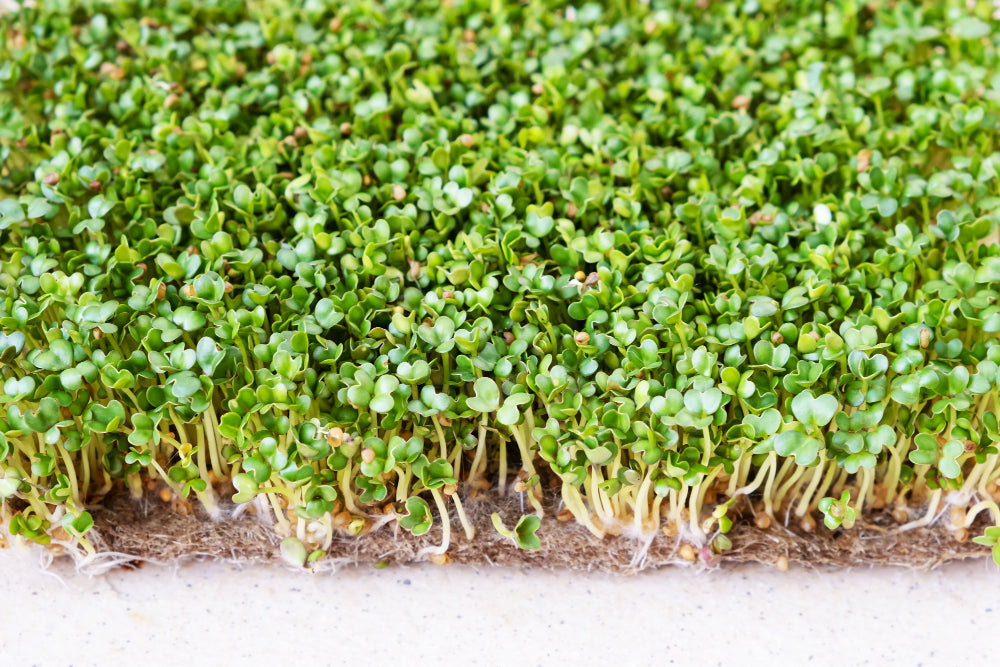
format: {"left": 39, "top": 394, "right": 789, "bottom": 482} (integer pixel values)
{"left": 491, "top": 513, "right": 542, "bottom": 551}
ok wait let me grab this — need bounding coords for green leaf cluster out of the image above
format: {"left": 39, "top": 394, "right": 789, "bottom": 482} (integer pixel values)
{"left": 2, "top": 0, "right": 1000, "bottom": 563}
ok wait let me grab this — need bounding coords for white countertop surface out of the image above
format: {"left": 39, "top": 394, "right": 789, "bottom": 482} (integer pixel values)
{"left": 2, "top": 548, "right": 997, "bottom": 667}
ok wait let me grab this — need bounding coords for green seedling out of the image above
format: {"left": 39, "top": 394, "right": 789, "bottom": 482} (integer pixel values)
{"left": 491, "top": 513, "right": 542, "bottom": 551}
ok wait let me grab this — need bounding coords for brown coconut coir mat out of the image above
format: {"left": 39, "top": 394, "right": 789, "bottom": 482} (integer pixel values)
{"left": 74, "top": 488, "right": 991, "bottom": 573}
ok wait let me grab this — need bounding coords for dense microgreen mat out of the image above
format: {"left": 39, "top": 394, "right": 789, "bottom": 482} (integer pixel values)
{"left": 3, "top": 0, "right": 1000, "bottom": 568}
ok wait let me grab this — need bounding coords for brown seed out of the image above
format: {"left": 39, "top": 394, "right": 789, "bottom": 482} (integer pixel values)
{"left": 429, "top": 552, "right": 452, "bottom": 566}
{"left": 92, "top": 328, "right": 103, "bottom": 340}
{"left": 856, "top": 148, "right": 871, "bottom": 173}
{"left": 950, "top": 506, "right": 967, "bottom": 528}
{"left": 329, "top": 16, "right": 342, "bottom": 32}
{"left": 954, "top": 527, "right": 970, "bottom": 543}
{"left": 0, "top": 534, "right": 8, "bottom": 549}
{"left": 224, "top": 281, "right": 234, "bottom": 294}
{"left": 15, "top": 138, "right": 27, "bottom": 149}
{"left": 437, "top": 415, "right": 452, "bottom": 427}
{"left": 43, "top": 172, "right": 59, "bottom": 186}
{"left": 443, "top": 483, "right": 458, "bottom": 497}
{"left": 463, "top": 28, "right": 475, "bottom": 43}
{"left": 116, "top": 39, "right": 131, "bottom": 54}
{"left": 557, "top": 508, "right": 574, "bottom": 522}
{"left": 392, "top": 185, "right": 406, "bottom": 201}
{"left": 8, "top": 29, "right": 25, "bottom": 49}
{"left": 182, "top": 284, "right": 196, "bottom": 298}
{"left": 732, "top": 94, "right": 751, "bottom": 111}
{"left": 574, "top": 331, "right": 591, "bottom": 345}
{"left": 407, "top": 260, "right": 421, "bottom": 281}
{"left": 531, "top": 82, "right": 544, "bottom": 95}
{"left": 574, "top": 270, "right": 587, "bottom": 282}
{"left": 88, "top": 179, "right": 103, "bottom": 192}
{"left": 775, "top": 556, "right": 789, "bottom": 572}
{"left": 567, "top": 202, "right": 578, "bottom": 219}
{"left": 644, "top": 18, "right": 657, "bottom": 35}
{"left": 800, "top": 514, "right": 816, "bottom": 533}
{"left": 235, "top": 62, "right": 247, "bottom": 78}
{"left": 339, "top": 122, "right": 352, "bottom": 135}
{"left": 678, "top": 543, "right": 697, "bottom": 561}
{"left": 140, "top": 17, "right": 161, "bottom": 28}
{"left": 293, "top": 126, "right": 308, "bottom": 141}
{"left": 661, "top": 521, "right": 678, "bottom": 537}
{"left": 442, "top": 290, "right": 454, "bottom": 300}
{"left": 362, "top": 174, "right": 372, "bottom": 187}
{"left": 99, "top": 62, "right": 125, "bottom": 79}
{"left": 361, "top": 447, "right": 376, "bottom": 464}
{"left": 513, "top": 480, "right": 527, "bottom": 493}
{"left": 459, "top": 133, "right": 475, "bottom": 148}
{"left": 771, "top": 331, "right": 783, "bottom": 345}
{"left": 585, "top": 272, "right": 600, "bottom": 287}
{"left": 266, "top": 51, "right": 276, "bottom": 65}
{"left": 605, "top": 522, "right": 623, "bottom": 537}
{"left": 893, "top": 507, "right": 909, "bottom": 524}
{"left": 755, "top": 513, "right": 771, "bottom": 530}
{"left": 159, "top": 488, "right": 173, "bottom": 503}
{"left": 164, "top": 93, "right": 179, "bottom": 109}
{"left": 156, "top": 283, "right": 166, "bottom": 300}
{"left": 920, "top": 328, "right": 930, "bottom": 349}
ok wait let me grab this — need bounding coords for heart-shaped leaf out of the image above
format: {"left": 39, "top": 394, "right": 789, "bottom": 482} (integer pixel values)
{"left": 791, "top": 391, "right": 839, "bottom": 429}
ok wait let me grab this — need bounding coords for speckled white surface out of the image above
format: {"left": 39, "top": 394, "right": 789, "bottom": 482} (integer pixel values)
{"left": 1, "top": 550, "right": 996, "bottom": 667}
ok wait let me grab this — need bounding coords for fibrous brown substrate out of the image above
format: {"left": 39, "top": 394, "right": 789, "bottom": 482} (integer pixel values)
{"left": 82, "top": 488, "right": 988, "bottom": 572}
